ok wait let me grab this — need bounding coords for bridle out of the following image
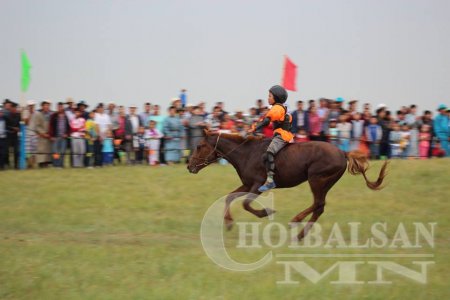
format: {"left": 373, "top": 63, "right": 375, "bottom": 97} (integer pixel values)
{"left": 190, "top": 133, "right": 249, "bottom": 169}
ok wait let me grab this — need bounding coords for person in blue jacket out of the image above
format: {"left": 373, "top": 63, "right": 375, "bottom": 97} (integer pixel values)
{"left": 433, "top": 104, "right": 449, "bottom": 156}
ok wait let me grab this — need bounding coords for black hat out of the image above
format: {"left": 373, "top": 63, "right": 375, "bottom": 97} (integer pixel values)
{"left": 77, "top": 100, "right": 89, "bottom": 108}
{"left": 269, "top": 85, "right": 288, "bottom": 104}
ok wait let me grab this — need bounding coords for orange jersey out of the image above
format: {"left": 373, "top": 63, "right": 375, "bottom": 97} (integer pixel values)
{"left": 265, "top": 104, "right": 294, "bottom": 142}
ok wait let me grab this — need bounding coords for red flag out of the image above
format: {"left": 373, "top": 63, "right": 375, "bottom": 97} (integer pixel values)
{"left": 281, "top": 56, "right": 297, "bottom": 91}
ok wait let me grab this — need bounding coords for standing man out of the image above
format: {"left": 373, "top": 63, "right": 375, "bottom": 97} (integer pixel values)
{"left": 405, "top": 104, "right": 420, "bottom": 158}
{"left": 139, "top": 102, "right": 152, "bottom": 127}
{"left": 65, "top": 98, "right": 76, "bottom": 122}
{"left": 377, "top": 108, "right": 391, "bottom": 159}
{"left": 125, "top": 105, "right": 142, "bottom": 164}
{"left": 255, "top": 99, "right": 264, "bottom": 116}
{"left": 2, "top": 99, "right": 12, "bottom": 117}
{"left": 318, "top": 98, "right": 330, "bottom": 140}
{"left": 94, "top": 103, "right": 112, "bottom": 166}
{"left": 163, "top": 106, "right": 185, "bottom": 164}
{"left": 0, "top": 106, "right": 7, "bottom": 170}
{"left": 335, "top": 97, "right": 345, "bottom": 112}
{"left": 49, "top": 102, "right": 70, "bottom": 168}
{"left": 290, "top": 100, "right": 308, "bottom": 134}
{"left": 107, "top": 102, "right": 119, "bottom": 134}
{"left": 434, "top": 104, "right": 449, "bottom": 156}
{"left": 34, "top": 100, "right": 53, "bottom": 167}
{"left": 23, "top": 100, "right": 38, "bottom": 168}
{"left": 188, "top": 106, "right": 207, "bottom": 161}
{"left": 348, "top": 100, "right": 358, "bottom": 117}
{"left": 6, "top": 102, "right": 21, "bottom": 169}
{"left": 148, "top": 105, "right": 166, "bottom": 165}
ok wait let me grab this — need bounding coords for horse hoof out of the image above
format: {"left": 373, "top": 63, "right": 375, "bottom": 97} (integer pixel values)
{"left": 289, "top": 222, "right": 299, "bottom": 229}
{"left": 297, "top": 235, "right": 305, "bottom": 241}
{"left": 265, "top": 208, "right": 276, "bottom": 217}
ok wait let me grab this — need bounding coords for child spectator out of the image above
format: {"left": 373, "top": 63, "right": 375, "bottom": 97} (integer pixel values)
{"left": 400, "top": 124, "right": 411, "bottom": 158}
{"left": 102, "top": 130, "right": 114, "bottom": 166}
{"left": 85, "top": 111, "right": 98, "bottom": 168}
{"left": 146, "top": 120, "right": 163, "bottom": 165}
{"left": 133, "top": 126, "right": 146, "bottom": 164}
{"left": 432, "top": 139, "right": 446, "bottom": 157}
{"left": 219, "top": 121, "right": 231, "bottom": 134}
{"left": 220, "top": 113, "right": 235, "bottom": 131}
{"left": 328, "top": 119, "right": 339, "bottom": 147}
{"left": 113, "top": 138, "right": 123, "bottom": 164}
{"left": 235, "top": 119, "right": 246, "bottom": 135}
{"left": 337, "top": 114, "right": 352, "bottom": 153}
{"left": 239, "top": 123, "right": 250, "bottom": 137}
{"left": 419, "top": 124, "right": 431, "bottom": 159}
{"left": 350, "top": 112, "right": 365, "bottom": 151}
{"left": 389, "top": 122, "right": 402, "bottom": 158}
{"left": 70, "top": 109, "right": 86, "bottom": 167}
{"left": 365, "top": 116, "right": 382, "bottom": 160}
{"left": 295, "top": 129, "right": 309, "bottom": 143}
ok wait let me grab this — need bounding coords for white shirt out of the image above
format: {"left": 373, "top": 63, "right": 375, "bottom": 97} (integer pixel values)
{"left": 94, "top": 113, "right": 112, "bottom": 138}
{"left": 65, "top": 109, "right": 75, "bottom": 122}
{"left": 318, "top": 107, "right": 328, "bottom": 119}
{"left": 130, "top": 115, "right": 139, "bottom": 134}
{"left": 0, "top": 118, "right": 6, "bottom": 138}
{"left": 296, "top": 110, "right": 305, "bottom": 127}
{"left": 337, "top": 122, "right": 352, "bottom": 139}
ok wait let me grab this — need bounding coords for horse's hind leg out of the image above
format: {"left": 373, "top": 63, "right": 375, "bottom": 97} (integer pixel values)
{"left": 242, "top": 185, "right": 276, "bottom": 218}
{"left": 297, "top": 171, "right": 344, "bottom": 240}
{"left": 289, "top": 205, "right": 314, "bottom": 227}
{"left": 224, "top": 185, "right": 250, "bottom": 230}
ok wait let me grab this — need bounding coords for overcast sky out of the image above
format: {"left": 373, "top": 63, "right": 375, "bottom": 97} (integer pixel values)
{"left": 1, "top": 0, "right": 449, "bottom": 113}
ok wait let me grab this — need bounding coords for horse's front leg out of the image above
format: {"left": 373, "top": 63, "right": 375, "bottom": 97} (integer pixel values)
{"left": 242, "top": 184, "right": 276, "bottom": 218}
{"left": 224, "top": 185, "right": 250, "bottom": 230}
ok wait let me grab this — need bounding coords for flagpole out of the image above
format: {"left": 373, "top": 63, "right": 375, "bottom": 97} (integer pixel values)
{"left": 19, "top": 51, "right": 27, "bottom": 170}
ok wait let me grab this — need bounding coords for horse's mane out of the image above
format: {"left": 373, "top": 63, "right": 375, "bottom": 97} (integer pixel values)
{"left": 205, "top": 131, "right": 267, "bottom": 142}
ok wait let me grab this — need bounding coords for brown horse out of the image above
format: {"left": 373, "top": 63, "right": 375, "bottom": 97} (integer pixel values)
{"left": 187, "top": 131, "right": 388, "bottom": 240}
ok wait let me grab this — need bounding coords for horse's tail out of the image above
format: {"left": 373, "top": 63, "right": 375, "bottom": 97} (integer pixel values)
{"left": 346, "top": 150, "right": 388, "bottom": 190}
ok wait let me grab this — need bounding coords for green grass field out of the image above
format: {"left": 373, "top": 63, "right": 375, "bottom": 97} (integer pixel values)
{"left": 0, "top": 159, "right": 449, "bottom": 300}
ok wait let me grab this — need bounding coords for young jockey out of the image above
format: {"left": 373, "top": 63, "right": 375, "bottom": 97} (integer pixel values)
{"left": 248, "top": 85, "right": 293, "bottom": 192}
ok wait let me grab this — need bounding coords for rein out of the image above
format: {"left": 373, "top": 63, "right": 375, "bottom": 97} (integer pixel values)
{"left": 191, "top": 133, "right": 249, "bottom": 169}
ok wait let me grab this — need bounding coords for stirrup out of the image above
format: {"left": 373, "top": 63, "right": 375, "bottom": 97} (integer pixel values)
{"left": 258, "top": 181, "right": 276, "bottom": 192}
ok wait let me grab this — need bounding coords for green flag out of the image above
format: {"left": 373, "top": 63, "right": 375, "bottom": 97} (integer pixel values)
{"left": 21, "top": 50, "right": 32, "bottom": 92}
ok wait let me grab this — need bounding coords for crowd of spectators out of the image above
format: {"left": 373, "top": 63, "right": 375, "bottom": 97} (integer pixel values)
{"left": 0, "top": 91, "right": 449, "bottom": 170}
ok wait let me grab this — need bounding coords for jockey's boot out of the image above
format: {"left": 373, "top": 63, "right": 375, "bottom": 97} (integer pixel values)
{"left": 258, "top": 172, "right": 276, "bottom": 192}
{"left": 258, "top": 152, "right": 276, "bottom": 192}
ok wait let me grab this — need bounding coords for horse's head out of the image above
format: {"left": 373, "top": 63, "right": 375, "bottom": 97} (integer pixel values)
{"left": 187, "top": 131, "right": 221, "bottom": 174}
